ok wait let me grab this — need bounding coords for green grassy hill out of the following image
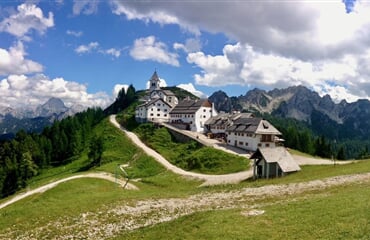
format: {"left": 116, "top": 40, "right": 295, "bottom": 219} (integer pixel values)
{"left": 1, "top": 116, "right": 370, "bottom": 239}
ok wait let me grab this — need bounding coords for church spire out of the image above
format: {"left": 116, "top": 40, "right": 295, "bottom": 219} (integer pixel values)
{"left": 149, "top": 70, "right": 161, "bottom": 91}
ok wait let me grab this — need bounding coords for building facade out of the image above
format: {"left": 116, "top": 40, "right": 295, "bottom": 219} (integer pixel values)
{"left": 225, "top": 117, "right": 282, "bottom": 152}
{"left": 135, "top": 71, "right": 178, "bottom": 123}
{"left": 169, "top": 98, "right": 217, "bottom": 132}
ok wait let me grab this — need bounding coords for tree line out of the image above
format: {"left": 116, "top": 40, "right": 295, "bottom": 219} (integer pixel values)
{"left": 0, "top": 85, "right": 138, "bottom": 199}
{"left": 266, "top": 115, "right": 370, "bottom": 160}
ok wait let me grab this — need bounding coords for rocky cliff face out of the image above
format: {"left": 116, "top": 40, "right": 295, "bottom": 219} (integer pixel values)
{"left": 0, "top": 98, "right": 86, "bottom": 139}
{"left": 209, "top": 85, "right": 370, "bottom": 139}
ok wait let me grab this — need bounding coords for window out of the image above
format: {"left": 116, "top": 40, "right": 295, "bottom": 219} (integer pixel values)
{"left": 164, "top": 109, "right": 167, "bottom": 112}
{"left": 266, "top": 143, "right": 270, "bottom": 147}
{"left": 203, "top": 109, "right": 206, "bottom": 112}
{"left": 246, "top": 142, "right": 248, "bottom": 146}
{"left": 151, "top": 108, "right": 153, "bottom": 111}
{"left": 157, "top": 114, "right": 160, "bottom": 117}
{"left": 258, "top": 143, "right": 262, "bottom": 147}
{"left": 150, "top": 113, "right": 154, "bottom": 116}
{"left": 164, "top": 114, "right": 167, "bottom": 117}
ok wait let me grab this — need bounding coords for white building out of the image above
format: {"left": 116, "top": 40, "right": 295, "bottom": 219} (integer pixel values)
{"left": 226, "top": 117, "right": 282, "bottom": 152}
{"left": 136, "top": 98, "right": 173, "bottom": 123}
{"left": 135, "top": 71, "right": 178, "bottom": 123}
{"left": 169, "top": 98, "right": 217, "bottom": 132}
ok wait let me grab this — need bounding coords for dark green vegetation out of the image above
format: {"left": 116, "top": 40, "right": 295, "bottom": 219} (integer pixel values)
{"left": 0, "top": 108, "right": 105, "bottom": 198}
{"left": 264, "top": 114, "right": 370, "bottom": 160}
{"left": 115, "top": 182, "right": 370, "bottom": 240}
{"left": 134, "top": 123, "right": 249, "bottom": 174}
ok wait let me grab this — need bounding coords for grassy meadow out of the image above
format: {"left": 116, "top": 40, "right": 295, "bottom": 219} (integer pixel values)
{"left": 0, "top": 116, "right": 370, "bottom": 239}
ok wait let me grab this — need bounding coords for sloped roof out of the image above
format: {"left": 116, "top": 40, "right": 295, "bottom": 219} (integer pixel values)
{"left": 251, "top": 147, "right": 301, "bottom": 173}
{"left": 170, "top": 99, "right": 211, "bottom": 114}
{"left": 150, "top": 71, "right": 160, "bottom": 83}
{"left": 206, "top": 112, "right": 255, "bottom": 126}
{"left": 137, "top": 98, "right": 172, "bottom": 109}
{"left": 227, "top": 118, "right": 281, "bottom": 135}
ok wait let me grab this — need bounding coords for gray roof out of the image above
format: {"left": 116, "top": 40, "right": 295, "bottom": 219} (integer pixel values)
{"left": 170, "top": 99, "right": 211, "bottom": 114}
{"left": 137, "top": 98, "right": 172, "bottom": 108}
{"left": 251, "top": 147, "right": 301, "bottom": 173}
{"left": 227, "top": 118, "right": 281, "bottom": 135}
{"left": 205, "top": 112, "right": 255, "bottom": 126}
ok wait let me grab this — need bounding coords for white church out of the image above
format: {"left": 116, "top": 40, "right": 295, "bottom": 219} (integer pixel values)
{"left": 135, "top": 71, "right": 216, "bottom": 132}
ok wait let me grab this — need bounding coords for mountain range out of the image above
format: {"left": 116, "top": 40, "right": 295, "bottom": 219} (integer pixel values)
{"left": 0, "top": 98, "right": 85, "bottom": 139}
{"left": 209, "top": 85, "right": 370, "bottom": 140}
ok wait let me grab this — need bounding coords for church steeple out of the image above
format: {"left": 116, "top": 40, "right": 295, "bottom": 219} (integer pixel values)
{"left": 149, "top": 70, "right": 161, "bottom": 91}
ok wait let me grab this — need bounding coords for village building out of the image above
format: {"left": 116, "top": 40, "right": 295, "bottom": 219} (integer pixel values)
{"left": 135, "top": 71, "right": 179, "bottom": 123}
{"left": 251, "top": 147, "right": 301, "bottom": 179}
{"left": 204, "top": 113, "right": 255, "bottom": 139}
{"left": 169, "top": 98, "right": 217, "bottom": 132}
{"left": 226, "top": 117, "right": 282, "bottom": 152}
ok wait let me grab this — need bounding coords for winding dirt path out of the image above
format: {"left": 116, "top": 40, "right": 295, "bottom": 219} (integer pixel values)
{"left": 110, "top": 115, "right": 253, "bottom": 186}
{"left": 0, "top": 172, "right": 137, "bottom": 210}
{"left": 3, "top": 172, "right": 369, "bottom": 239}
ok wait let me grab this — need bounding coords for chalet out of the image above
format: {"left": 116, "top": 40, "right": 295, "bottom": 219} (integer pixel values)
{"left": 226, "top": 117, "right": 282, "bottom": 152}
{"left": 251, "top": 147, "right": 301, "bottom": 179}
{"left": 169, "top": 98, "right": 217, "bottom": 132}
{"left": 135, "top": 71, "right": 178, "bottom": 123}
{"left": 135, "top": 98, "right": 173, "bottom": 123}
{"left": 204, "top": 113, "right": 255, "bottom": 139}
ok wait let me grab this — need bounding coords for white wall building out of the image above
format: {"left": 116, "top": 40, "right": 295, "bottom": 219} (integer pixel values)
{"left": 170, "top": 99, "right": 217, "bottom": 132}
{"left": 226, "top": 118, "right": 282, "bottom": 152}
{"left": 136, "top": 98, "right": 172, "bottom": 123}
{"left": 135, "top": 71, "right": 178, "bottom": 123}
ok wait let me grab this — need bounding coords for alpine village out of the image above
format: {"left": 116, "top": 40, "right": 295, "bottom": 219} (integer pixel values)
{"left": 1, "top": 71, "right": 369, "bottom": 239}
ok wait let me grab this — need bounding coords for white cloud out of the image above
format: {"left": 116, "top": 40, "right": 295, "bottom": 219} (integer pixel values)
{"left": 0, "top": 74, "right": 112, "bottom": 108}
{"left": 66, "top": 30, "right": 83, "bottom": 37}
{"left": 73, "top": 0, "right": 99, "bottom": 15}
{"left": 146, "top": 77, "right": 167, "bottom": 89}
{"left": 104, "top": 1, "right": 370, "bottom": 102}
{"left": 102, "top": 48, "right": 121, "bottom": 58}
{"left": 110, "top": 0, "right": 200, "bottom": 35}
{"left": 177, "top": 83, "right": 207, "bottom": 98}
{"left": 113, "top": 84, "right": 128, "bottom": 97}
{"left": 0, "top": 3, "right": 54, "bottom": 39}
{"left": 0, "top": 41, "right": 43, "bottom": 75}
{"left": 187, "top": 42, "right": 370, "bottom": 103}
{"left": 75, "top": 42, "right": 99, "bottom": 54}
{"left": 130, "top": 36, "right": 179, "bottom": 66}
{"left": 174, "top": 38, "right": 201, "bottom": 53}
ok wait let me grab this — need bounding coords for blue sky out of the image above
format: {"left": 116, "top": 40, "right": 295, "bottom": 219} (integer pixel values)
{"left": 1, "top": 0, "right": 370, "bottom": 109}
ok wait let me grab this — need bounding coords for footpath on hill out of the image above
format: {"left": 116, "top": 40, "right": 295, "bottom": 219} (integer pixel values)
{"left": 110, "top": 115, "right": 254, "bottom": 186}
{"left": 0, "top": 172, "right": 137, "bottom": 210}
{"left": 2, "top": 172, "right": 369, "bottom": 239}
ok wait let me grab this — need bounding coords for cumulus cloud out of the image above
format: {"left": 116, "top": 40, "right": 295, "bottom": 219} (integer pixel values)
{"left": 174, "top": 38, "right": 202, "bottom": 53}
{"left": 177, "top": 83, "right": 207, "bottom": 98}
{"left": 0, "top": 41, "right": 43, "bottom": 75}
{"left": 113, "top": 84, "right": 129, "bottom": 98}
{"left": 0, "top": 74, "right": 112, "bottom": 108}
{"left": 101, "top": 48, "right": 121, "bottom": 58}
{"left": 130, "top": 36, "right": 179, "bottom": 66}
{"left": 187, "top": 42, "right": 370, "bottom": 103}
{"left": 146, "top": 77, "right": 167, "bottom": 89}
{"left": 66, "top": 30, "right": 83, "bottom": 37}
{"left": 104, "top": 1, "right": 370, "bottom": 102}
{"left": 110, "top": 0, "right": 199, "bottom": 35}
{"left": 73, "top": 0, "right": 99, "bottom": 15}
{"left": 0, "top": 3, "right": 54, "bottom": 39}
{"left": 75, "top": 42, "right": 99, "bottom": 54}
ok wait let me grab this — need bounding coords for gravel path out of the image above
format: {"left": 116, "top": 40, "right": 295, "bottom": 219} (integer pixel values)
{"left": 3, "top": 172, "right": 369, "bottom": 239}
{"left": 110, "top": 115, "right": 253, "bottom": 186}
{"left": 0, "top": 172, "right": 138, "bottom": 210}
